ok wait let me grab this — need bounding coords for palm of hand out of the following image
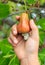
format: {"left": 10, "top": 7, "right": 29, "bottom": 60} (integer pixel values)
{"left": 14, "top": 35, "right": 39, "bottom": 60}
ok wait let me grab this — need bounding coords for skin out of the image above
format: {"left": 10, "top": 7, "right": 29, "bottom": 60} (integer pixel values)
{"left": 8, "top": 16, "right": 40, "bottom": 65}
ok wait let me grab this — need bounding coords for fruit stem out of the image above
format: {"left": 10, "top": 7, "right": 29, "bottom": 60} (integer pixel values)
{"left": 24, "top": 0, "right": 27, "bottom": 11}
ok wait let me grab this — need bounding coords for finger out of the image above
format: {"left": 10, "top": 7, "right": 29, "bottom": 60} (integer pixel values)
{"left": 30, "top": 19, "right": 39, "bottom": 40}
{"left": 10, "top": 32, "right": 18, "bottom": 45}
{"left": 16, "top": 16, "right": 20, "bottom": 21}
{"left": 8, "top": 37, "right": 12, "bottom": 44}
{"left": 11, "top": 24, "right": 17, "bottom": 36}
{"left": 10, "top": 33, "right": 23, "bottom": 45}
{"left": 17, "top": 35, "right": 23, "bottom": 42}
{"left": 8, "top": 37, "right": 16, "bottom": 47}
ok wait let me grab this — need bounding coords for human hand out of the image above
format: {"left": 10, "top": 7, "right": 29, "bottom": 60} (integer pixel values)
{"left": 8, "top": 16, "right": 39, "bottom": 61}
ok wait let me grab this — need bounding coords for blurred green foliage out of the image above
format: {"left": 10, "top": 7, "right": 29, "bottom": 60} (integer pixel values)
{"left": 0, "top": 39, "right": 20, "bottom": 65}
{"left": 0, "top": 3, "right": 9, "bottom": 19}
{"left": 0, "top": 0, "right": 45, "bottom": 65}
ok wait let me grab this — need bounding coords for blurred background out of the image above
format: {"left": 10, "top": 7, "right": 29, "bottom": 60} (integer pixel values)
{"left": 0, "top": 0, "right": 45, "bottom": 65}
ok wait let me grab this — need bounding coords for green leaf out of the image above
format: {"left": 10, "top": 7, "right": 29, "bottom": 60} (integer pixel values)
{"left": 26, "top": 0, "right": 36, "bottom": 4}
{"left": 8, "top": 55, "right": 20, "bottom": 65}
{"left": 0, "top": 52, "right": 10, "bottom": 65}
{"left": 39, "top": 48, "right": 45, "bottom": 64}
{"left": 7, "top": 1, "right": 16, "bottom": 13}
{"left": 39, "top": 31, "right": 45, "bottom": 45}
{"left": 40, "top": 0, "right": 45, "bottom": 5}
{"left": 36, "top": 18, "right": 45, "bottom": 45}
{"left": 0, "top": 39, "right": 12, "bottom": 54}
{"left": 36, "top": 18, "right": 45, "bottom": 30}
{"left": 3, "top": 54, "right": 14, "bottom": 58}
{"left": 0, "top": 3, "right": 9, "bottom": 19}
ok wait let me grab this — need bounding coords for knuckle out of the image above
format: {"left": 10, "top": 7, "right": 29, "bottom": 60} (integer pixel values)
{"left": 11, "top": 24, "right": 16, "bottom": 30}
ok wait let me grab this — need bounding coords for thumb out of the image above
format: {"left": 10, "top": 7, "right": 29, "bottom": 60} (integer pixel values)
{"left": 11, "top": 24, "right": 17, "bottom": 35}
{"left": 30, "top": 19, "right": 39, "bottom": 40}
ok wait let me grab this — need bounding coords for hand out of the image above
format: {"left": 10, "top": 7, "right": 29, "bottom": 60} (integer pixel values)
{"left": 8, "top": 16, "right": 39, "bottom": 61}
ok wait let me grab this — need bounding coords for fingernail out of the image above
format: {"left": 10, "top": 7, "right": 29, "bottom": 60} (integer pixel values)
{"left": 13, "top": 39, "right": 18, "bottom": 44}
{"left": 30, "top": 19, "right": 35, "bottom": 25}
{"left": 13, "top": 31, "right": 17, "bottom": 35}
{"left": 31, "top": 19, "right": 34, "bottom": 23}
